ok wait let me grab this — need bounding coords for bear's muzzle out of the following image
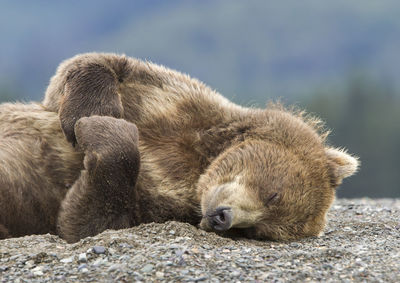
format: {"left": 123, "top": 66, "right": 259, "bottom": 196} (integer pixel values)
{"left": 201, "top": 206, "right": 233, "bottom": 232}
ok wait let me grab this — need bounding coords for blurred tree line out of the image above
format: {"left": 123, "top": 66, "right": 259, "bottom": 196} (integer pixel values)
{"left": 302, "top": 77, "right": 400, "bottom": 198}
{"left": 1, "top": 78, "right": 399, "bottom": 198}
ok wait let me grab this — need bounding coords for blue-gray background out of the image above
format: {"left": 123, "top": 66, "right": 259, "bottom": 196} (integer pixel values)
{"left": 1, "top": 0, "right": 399, "bottom": 198}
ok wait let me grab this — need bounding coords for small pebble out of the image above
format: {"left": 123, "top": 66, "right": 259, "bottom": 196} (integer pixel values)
{"left": 133, "top": 272, "right": 144, "bottom": 280}
{"left": 141, "top": 264, "right": 154, "bottom": 273}
{"left": 92, "top": 258, "right": 106, "bottom": 267}
{"left": 78, "top": 264, "right": 87, "bottom": 271}
{"left": 193, "top": 276, "right": 208, "bottom": 282}
{"left": 78, "top": 253, "right": 87, "bottom": 263}
{"left": 92, "top": 246, "right": 106, "bottom": 254}
{"left": 169, "top": 244, "right": 182, "bottom": 249}
{"left": 24, "top": 260, "right": 34, "bottom": 267}
{"left": 175, "top": 249, "right": 185, "bottom": 257}
{"left": 108, "top": 264, "right": 124, "bottom": 272}
{"left": 60, "top": 256, "right": 74, "bottom": 263}
{"left": 180, "top": 269, "right": 189, "bottom": 275}
{"left": 78, "top": 265, "right": 89, "bottom": 273}
{"left": 231, "top": 270, "right": 240, "bottom": 277}
{"left": 31, "top": 266, "right": 43, "bottom": 276}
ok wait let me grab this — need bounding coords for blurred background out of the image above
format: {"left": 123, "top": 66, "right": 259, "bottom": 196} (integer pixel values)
{"left": 1, "top": 0, "right": 399, "bottom": 198}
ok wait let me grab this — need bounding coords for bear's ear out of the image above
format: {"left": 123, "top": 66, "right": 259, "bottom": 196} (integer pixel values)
{"left": 325, "top": 147, "right": 360, "bottom": 186}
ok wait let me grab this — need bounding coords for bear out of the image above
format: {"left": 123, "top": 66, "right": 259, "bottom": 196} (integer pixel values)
{"left": 0, "top": 53, "right": 359, "bottom": 243}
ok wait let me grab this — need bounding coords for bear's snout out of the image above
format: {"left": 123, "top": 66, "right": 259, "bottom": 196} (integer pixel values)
{"left": 204, "top": 206, "right": 233, "bottom": 231}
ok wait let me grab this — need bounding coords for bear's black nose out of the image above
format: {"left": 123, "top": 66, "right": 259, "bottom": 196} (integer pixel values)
{"left": 208, "top": 206, "right": 232, "bottom": 231}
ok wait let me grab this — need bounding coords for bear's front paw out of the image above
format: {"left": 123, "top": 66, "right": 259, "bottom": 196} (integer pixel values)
{"left": 74, "top": 116, "right": 140, "bottom": 183}
{"left": 60, "top": 100, "right": 123, "bottom": 146}
{"left": 74, "top": 116, "right": 139, "bottom": 154}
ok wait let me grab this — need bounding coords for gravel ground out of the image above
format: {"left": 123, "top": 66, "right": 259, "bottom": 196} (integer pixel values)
{"left": 1, "top": 198, "right": 399, "bottom": 282}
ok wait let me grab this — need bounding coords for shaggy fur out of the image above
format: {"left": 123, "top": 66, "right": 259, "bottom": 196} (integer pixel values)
{"left": 0, "top": 53, "right": 359, "bottom": 242}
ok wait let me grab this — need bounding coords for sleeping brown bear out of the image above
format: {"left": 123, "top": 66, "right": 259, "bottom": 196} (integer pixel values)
{"left": 0, "top": 53, "right": 359, "bottom": 243}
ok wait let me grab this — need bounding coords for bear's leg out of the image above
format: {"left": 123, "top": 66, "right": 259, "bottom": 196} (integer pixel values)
{"left": 57, "top": 56, "right": 126, "bottom": 145}
{"left": 57, "top": 116, "right": 140, "bottom": 243}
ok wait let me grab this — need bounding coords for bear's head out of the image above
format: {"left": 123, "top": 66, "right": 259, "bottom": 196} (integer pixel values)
{"left": 197, "top": 109, "right": 359, "bottom": 240}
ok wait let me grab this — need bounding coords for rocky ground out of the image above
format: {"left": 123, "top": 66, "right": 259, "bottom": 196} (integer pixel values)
{"left": 0, "top": 199, "right": 399, "bottom": 282}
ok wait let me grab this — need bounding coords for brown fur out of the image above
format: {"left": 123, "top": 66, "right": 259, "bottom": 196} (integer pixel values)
{"left": 0, "top": 53, "right": 359, "bottom": 242}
